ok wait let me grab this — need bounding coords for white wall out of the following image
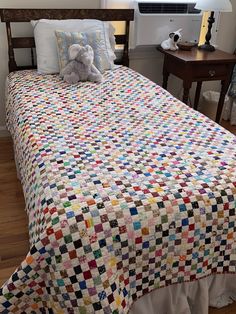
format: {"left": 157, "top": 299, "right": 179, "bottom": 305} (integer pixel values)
{"left": 0, "top": 0, "right": 100, "bottom": 132}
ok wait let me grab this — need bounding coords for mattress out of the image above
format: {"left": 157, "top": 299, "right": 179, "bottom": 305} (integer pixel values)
{"left": 1, "top": 67, "right": 236, "bottom": 313}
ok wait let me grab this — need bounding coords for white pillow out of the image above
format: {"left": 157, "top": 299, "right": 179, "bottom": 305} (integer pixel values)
{"left": 31, "top": 19, "right": 116, "bottom": 74}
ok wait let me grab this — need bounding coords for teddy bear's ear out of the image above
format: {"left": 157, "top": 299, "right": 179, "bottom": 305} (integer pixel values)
{"left": 68, "top": 44, "right": 81, "bottom": 60}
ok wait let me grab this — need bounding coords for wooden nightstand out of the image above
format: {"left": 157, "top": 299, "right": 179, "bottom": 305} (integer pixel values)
{"left": 157, "top": 46, "right": 236, "bottom": 123}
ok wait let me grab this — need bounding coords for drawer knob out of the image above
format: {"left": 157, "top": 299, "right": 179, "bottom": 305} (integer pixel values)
{"left": 209, "top": 70, "right": 216, "bottom": 77}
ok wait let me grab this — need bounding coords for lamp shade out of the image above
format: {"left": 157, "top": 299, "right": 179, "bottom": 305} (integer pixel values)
{"left": 195, "top": 0, "right": 232, "bottom": 12}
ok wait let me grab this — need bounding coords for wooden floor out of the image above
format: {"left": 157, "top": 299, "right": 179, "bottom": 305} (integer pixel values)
{"left": 0, "top": 137, "right": 29, "bottom": 286}
{"left": 220, "top": 120, "right": 236, "bottom": 135}
{"left": 0, "top": 121, "right": 236, "bottom": 313}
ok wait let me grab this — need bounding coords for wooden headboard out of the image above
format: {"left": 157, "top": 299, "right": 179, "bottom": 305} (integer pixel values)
{"left": 0, "top": 8, "right": 134, "bottom": 72}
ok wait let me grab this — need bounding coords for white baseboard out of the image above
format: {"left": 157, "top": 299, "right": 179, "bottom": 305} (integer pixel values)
{"left": 0, "top": 126, "right": 10, "bottom": 137}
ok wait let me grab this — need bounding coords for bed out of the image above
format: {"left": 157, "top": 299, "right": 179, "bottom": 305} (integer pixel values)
{"left": 1, "top": 8, "right": 236, "bottom": 314}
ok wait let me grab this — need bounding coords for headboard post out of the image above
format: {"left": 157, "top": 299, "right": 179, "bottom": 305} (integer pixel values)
{"left": 30, "top": 48, "right": 35, "bottom": 67}
{"left": 123, "top": 21, "right": 131, "bottom": 67}
{"left": 6, "top": 22, "right": 17, "bottom": 72}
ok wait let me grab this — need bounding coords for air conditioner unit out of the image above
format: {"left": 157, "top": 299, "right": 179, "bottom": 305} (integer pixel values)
{"left": 134, "top": 0, "right": 203, "bottom": 47}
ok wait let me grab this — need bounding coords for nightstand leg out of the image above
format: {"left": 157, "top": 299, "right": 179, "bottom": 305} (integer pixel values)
{"left": 216, "top": 80, "right": 230, "bottom": 124}
{"left": 183, "top": 81, "right": 192, "bottom": 105}
{"left": 194, "top": 82, "right": 202, "bottom": 110}
{"left": 162, "top": 68, "right": 169, "bottom": 89}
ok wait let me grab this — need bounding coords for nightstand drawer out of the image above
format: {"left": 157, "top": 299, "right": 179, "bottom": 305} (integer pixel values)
{"left": 194, "top": 64, "right": 227, "bottom": 79}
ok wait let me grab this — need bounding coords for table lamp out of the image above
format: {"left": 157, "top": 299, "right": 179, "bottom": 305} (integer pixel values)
{"left": 195, "top": 0, "right": 232, "bottom": 52}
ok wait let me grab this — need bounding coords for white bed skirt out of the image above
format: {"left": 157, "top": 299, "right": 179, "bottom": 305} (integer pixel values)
{"left": 130, "top": 274, "right": 236, "bottom": 314}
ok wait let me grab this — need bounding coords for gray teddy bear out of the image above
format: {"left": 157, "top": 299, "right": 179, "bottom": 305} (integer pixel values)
{"left": 60, "top": 44, "right": 103, "bottom": 84}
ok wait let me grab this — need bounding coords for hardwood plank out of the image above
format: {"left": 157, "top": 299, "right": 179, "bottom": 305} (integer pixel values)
{"left": 221, "top": 120, "right": 236, "bottom": 135}
{"left": 0, "top": 255, "right": 26, "bottom": 269}
{"left": 209, "top": 305, "right": 236, "bottom": 314}
{"left": 0, "top": 137, "right": 29, "bottom": 287}
{"left": 0, "top": 240, "right": 29, "bottom": 261}
{"left": 0, "top": 221, "right": 28, "bottom": 237}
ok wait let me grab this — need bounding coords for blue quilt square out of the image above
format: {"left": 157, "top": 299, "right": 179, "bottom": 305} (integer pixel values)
{"left": 79, "top": 280, "right": 87, "bottom": 290}
{"left": 130, "top": 207, "right": 138, "bottom": 215}
{"left": 182, "top": 218, "right": 188, "bottom": 226}
{"left": 133, "top": 221, "right": 141, "bottom": 230}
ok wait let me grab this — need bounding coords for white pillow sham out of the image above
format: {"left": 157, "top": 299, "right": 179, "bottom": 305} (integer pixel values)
{"left": 31, "top": 19, "right": 116, "bottom": 74}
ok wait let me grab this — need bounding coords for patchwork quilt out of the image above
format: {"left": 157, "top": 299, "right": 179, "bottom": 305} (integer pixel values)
{"left": 1, "top": 67, "right": 236, "bottom": 313}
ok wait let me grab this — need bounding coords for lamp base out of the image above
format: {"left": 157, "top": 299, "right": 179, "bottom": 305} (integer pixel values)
{"left": 198, "top": 43, "right": 215, "bottom": 52}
